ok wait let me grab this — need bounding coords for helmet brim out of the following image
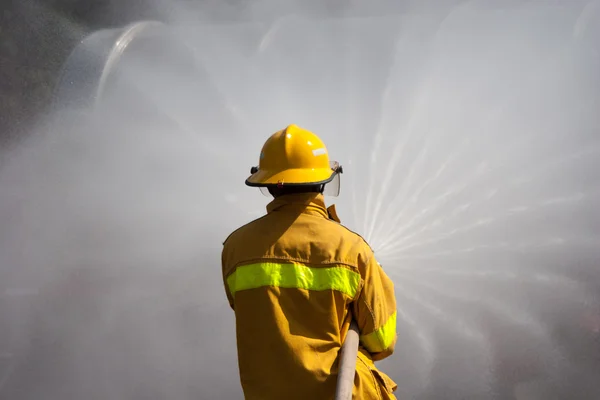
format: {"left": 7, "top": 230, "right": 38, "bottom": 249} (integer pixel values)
{"left": 245, "top": 167, "right": 337, "bottom": 187}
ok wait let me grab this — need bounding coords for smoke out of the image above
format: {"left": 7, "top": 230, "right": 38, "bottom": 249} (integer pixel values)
{"left": 2, "top": 0, "right": 600, "bottom": 398}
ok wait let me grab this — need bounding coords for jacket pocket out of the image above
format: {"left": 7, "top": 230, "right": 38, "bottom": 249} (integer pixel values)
{"left": 371, "top": 368, "right": 397, "bottom": 395}
{"left": 357, "top": 350, "right": 397, "bottom": 399}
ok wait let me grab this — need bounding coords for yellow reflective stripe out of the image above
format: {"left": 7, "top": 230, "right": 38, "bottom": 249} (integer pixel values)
{"left": 227, "top": 262, "right": 360, "bottom": 298}
{"left": 360, "top": 311, "right": 397, "bottom": 353}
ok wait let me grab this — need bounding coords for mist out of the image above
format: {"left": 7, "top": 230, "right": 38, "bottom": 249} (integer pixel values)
{"left": 1, "top": 1, "right": 600, "bottom": 399}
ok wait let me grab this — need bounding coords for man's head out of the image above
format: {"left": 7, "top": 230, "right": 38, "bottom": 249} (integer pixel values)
{"left": 267, "top": 184, "right": 324, "bottom": 198}
{"left": 245, "top": 124, "right": 343, "bottom": 197}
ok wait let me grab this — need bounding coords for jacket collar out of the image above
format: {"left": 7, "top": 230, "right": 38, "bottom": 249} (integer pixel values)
{"left": 266, "top": 193, "right": 329, "bottom": 219}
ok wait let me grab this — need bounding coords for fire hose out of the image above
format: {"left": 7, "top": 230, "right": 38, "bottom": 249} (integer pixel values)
{"left": 334, "top": 320, "right": 360, "bottom": 400}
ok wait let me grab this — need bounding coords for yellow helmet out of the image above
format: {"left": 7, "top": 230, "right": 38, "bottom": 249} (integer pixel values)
{"left": 246, "top": 124, "right": 343, "bottom": 195}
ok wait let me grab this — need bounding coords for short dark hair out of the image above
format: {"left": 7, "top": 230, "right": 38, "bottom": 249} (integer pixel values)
{"left": 268, "top": 184, "right": 324, "bottom": 198}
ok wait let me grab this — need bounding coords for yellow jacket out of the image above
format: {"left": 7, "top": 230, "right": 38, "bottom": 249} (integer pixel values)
{"left": 222, "top": 193, "right": 398, "bottom": 399}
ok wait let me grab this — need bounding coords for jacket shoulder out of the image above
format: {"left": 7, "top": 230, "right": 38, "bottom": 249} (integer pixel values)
{"left": 222, "top": 214, "right": 269, "bottom": 246}
{"left": 322, "top": 217, "right": 376, "bottom": 256}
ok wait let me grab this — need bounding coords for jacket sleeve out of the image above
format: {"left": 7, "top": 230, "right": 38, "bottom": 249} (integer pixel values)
{"left": 221, "top": 244, "right": 235, "bottom": 310}
{"left": 352, "top": 245, "right": 397, "bottom": 361}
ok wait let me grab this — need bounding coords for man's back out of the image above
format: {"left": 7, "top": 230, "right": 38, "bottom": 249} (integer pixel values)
{"left": 222, "top": 193, "right": 397, "bottom": 400}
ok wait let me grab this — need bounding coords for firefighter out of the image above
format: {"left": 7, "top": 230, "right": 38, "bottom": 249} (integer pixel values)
{"left": 222, "top": 124, "right": 398, "bottom": 399}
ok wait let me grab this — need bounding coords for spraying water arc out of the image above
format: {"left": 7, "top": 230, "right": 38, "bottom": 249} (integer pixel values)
{"left": 53, "top": 21, "right": 166, "bottom": 110}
